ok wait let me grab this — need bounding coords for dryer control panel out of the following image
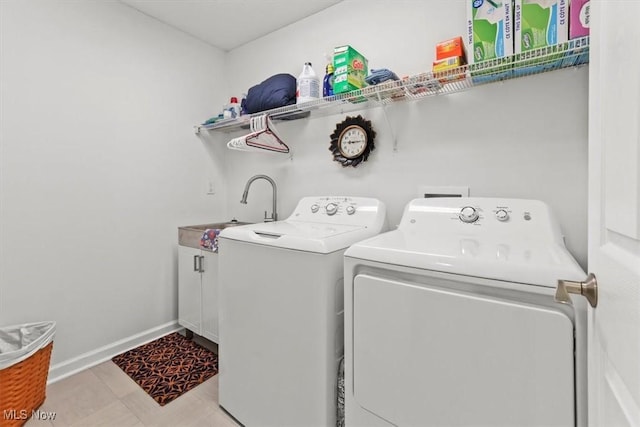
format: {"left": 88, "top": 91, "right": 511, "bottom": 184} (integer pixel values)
{"left": 399, "top": 197, "right": 564, "bottom": 245}
{"left": 289, "top": 196, "right": 387, "bottom": 228}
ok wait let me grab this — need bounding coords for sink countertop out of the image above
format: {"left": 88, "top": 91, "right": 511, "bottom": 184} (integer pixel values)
{"left": 178, "top": 221, "right": 250, "bottom": 250}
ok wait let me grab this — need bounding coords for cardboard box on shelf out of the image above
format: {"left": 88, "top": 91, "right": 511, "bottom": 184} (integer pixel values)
{"left": 569, "top": 0, "right": 590, "bottom": 39}
{"left": 436, "top": 36, "right": 467, "bottom": 62}
{"left": 467, "top": 0, "right": 514, "bottom": 64}
{"left": 514, "top": 0, "right": 569, "bottom": 53}
{"left": 333, "top": 45, "right": 369, "bottom": 94}
{"left": 433, "top": 57, "right": 466, "bottom": 83}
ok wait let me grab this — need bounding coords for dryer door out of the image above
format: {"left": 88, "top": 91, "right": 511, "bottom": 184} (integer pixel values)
{"left": 352, "top": 274, "right": 574, "bottom": 427}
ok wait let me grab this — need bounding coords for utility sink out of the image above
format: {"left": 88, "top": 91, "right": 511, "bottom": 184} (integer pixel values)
{"left": 178, "top": 220, "right": 250, "bottom": 250}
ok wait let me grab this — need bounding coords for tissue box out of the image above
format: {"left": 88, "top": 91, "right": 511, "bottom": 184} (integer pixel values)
{"left": 514, "top": 0, "right": 568, "bottom": 53}
{"left": 466, "top": 0, "right": 514, "bottom": 63}
{"left": 333, "top": 45, "right": 368, "bottom": 94}
{"left": 569, "top": 0, "right": 590, "bottom": 39}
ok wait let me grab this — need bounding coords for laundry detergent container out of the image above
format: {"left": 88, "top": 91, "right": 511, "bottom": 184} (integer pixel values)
{"left": 0, "top": 321, "right": 55, "bottom": 427}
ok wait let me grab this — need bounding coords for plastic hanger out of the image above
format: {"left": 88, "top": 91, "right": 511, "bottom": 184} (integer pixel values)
{"left": 226, "top": 115, "right": 289, "bottom": 154}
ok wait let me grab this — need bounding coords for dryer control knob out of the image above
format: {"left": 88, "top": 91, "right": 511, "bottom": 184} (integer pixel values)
{"left": 346, "top": 206, "right": 356, "bottom": 215}
{"left": 325, "top": 203, "right": 338, "bottom": 216}
{"left": 495, "top": 209, "right": 509, "bottom": 222}
{"left": 310, "top": 204, "right": 319, "bottom": 213}
{"left": 459, "top": 206, "right": 479, "bottom": 223}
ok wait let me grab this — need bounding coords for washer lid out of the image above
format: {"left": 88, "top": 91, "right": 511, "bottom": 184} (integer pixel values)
{"left": 220, "top": 220, "right": 373, "bottom": 253}
{"left": 220, "top": 196, "right": 388, "bottom": 253}
{"left": 344, "top": 229, "right": 585, "bottom": 287}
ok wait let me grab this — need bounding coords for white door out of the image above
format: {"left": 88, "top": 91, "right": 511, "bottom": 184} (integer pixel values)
{"left": 588, "top": 1, "right": 640, "bottom": 425}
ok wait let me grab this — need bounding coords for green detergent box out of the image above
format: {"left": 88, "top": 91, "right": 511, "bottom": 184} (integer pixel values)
{"left": 333, "top": 45, "right": 368, "bottom": 94}
{"left": 514, "top": 0, "right": 568, "bottom": 53}
{"left": 467, "top": 0, "right": 514, "bottom": 63}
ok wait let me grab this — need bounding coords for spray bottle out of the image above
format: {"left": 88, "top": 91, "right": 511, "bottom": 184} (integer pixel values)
{"left": 323, "top": 63, "right": 335, "bottom": 97}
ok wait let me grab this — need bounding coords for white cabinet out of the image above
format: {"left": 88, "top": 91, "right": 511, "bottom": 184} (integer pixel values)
{"left": 178, "top": 245, "right": 219, "bottom": 343}
{"left": 201, "top": 251, "right": 220, "bottom": 342}
{"left": 178, "top": 245, "right": 202, "bottom": 333}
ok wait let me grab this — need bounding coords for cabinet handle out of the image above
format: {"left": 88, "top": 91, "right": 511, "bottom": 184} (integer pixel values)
{"left": 199, "top": 255, "right": 205, "bottom": 273}
{"left": 193, "top": 255, "right": 199, "bottom": 272}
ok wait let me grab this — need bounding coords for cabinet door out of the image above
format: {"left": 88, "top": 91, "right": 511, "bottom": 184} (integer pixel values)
{"left": 201, "top": 251, "right": 220, "bottom": 343}
{"left": 178, "top": 245, "right": 202, "bottom": 335}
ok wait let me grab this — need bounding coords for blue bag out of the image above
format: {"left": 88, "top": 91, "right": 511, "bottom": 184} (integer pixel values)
{"left": 244, "top": 74, "right": 297, "bottom": 114}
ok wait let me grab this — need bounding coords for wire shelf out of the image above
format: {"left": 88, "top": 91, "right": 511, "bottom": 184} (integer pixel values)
{"left": 197, "top": 36, "right": 589, "bottom": 134}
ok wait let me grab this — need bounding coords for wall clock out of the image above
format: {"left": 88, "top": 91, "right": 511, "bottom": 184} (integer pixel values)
{"left": 329, "top": 115, "right": 376, "bottom": 167}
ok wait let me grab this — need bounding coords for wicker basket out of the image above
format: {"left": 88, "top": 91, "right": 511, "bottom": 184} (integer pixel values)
{"left": 0, "top": 342, "right": 53, "bottom": 427}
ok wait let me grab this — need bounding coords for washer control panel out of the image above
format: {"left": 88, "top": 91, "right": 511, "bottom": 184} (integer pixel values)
{"left": 290, "top": 196, "right": 386, "bottom": 227}
{"left": 304, "top": 197, "right": 362, "bottom": 217}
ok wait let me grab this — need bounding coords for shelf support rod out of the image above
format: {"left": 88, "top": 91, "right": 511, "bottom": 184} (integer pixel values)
{"left": 376, "top": 90, "right": 398, "bottom": 152}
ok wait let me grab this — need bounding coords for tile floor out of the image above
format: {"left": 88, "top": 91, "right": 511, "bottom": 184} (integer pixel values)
{"left": 24, "top": 337, "right": 239, "bottom": 427}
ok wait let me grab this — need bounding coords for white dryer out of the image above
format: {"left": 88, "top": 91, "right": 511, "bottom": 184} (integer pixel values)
{"left": 344, "top": 197, "right": 587, "bottom": 427}
{"left": 218, "top": 196, "right": 387, "bottom": 427}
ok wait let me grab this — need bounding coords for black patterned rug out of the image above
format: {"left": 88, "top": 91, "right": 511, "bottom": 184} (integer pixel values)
{"left": 112, "top": 332, "right": 218, "bottom": 406}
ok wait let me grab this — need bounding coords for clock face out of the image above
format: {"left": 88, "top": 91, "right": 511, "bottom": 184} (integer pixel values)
{"left": 339, "top": 125, "right": 368, "bottom": 159}
{"left": 329, "top": 115, "right": 376, "bottom": 167}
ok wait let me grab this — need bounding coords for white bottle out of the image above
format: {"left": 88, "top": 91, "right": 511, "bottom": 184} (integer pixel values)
{"left": 296, "top": 62, "right": 320, "bottom": 104}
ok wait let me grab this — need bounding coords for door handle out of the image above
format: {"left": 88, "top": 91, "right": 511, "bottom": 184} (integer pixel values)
{"left": 555, "top": 273, "right": 598, "bottom": 308}
{"left": 199, "top": 255, "right": 205, "bottom": 273}
{"left": 193, "top": 255, "right": 199, "bottom": 272}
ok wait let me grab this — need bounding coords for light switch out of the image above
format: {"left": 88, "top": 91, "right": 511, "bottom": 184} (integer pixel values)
{"left": 206, "top": 179, "right": 215, "bottom": 195}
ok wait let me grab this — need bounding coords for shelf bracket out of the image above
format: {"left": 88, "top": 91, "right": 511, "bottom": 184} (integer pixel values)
{"left": 376, "top": 90, "right": 398, "bottom": 152}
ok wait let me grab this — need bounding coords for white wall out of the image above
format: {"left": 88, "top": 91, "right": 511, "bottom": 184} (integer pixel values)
{"left": 0, "top": 0, "right": 228, "bottom": 374}
{"left": 219, "top": 0, "right": 589, "bottom": 268}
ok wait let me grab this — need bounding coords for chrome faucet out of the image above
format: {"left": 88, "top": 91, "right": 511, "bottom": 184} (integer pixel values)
{"left": 240, "top": 174, "right": 278, "bottom": 222}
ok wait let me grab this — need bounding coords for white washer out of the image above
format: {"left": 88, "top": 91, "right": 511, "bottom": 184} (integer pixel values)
{"left": 344, "top": 197, "right": 587, "bottom": 427}
{"left": 218, "top": 196, "right": 387, "bottom": 427}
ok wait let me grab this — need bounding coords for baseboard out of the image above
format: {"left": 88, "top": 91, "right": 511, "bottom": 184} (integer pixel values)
{"left": 47, "top": 321, "right": 182, "bottom": 384}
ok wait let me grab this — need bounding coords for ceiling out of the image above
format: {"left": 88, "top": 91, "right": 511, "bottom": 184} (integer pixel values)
{"left": 120, "top": 0, "right": 343, "bottom": 51}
